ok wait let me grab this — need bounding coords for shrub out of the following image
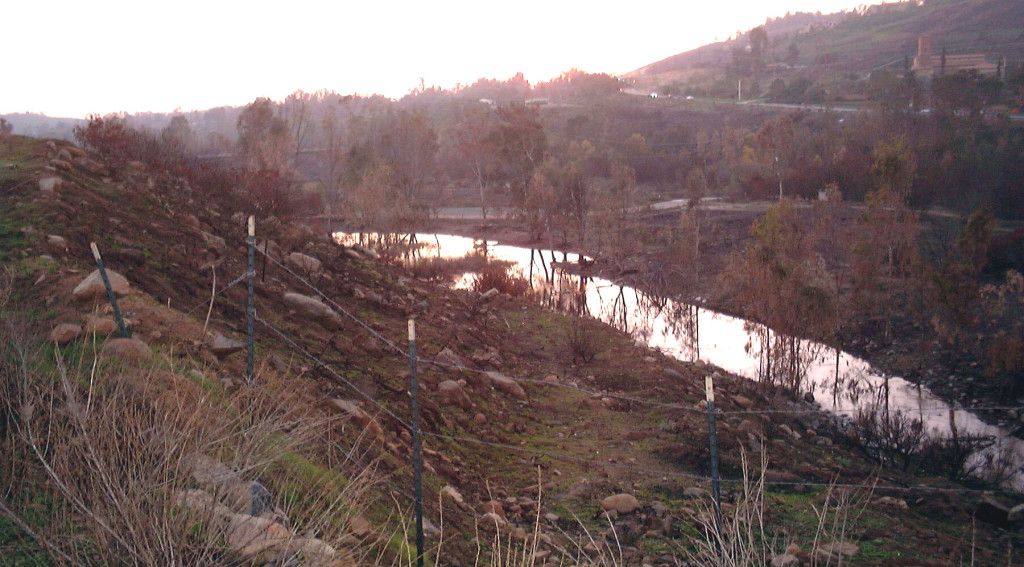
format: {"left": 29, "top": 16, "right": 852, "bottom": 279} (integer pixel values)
{"left": 471, "top": 263, "right": 531, "bottom": 297}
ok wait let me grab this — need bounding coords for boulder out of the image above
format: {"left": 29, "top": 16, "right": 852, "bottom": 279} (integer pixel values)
{"left": 65, "top": 146, "right": 86, "bottom": 158}
{"left": 436, "top": 347, "right": 468, "bottom": 368}
{"left": 481, "top": 500, "right": 506, "bottom": 520}
{"left": 484, "top": 371, "right": 527, "bottom": 400}
{"left": 601, "top": 493, "right": 640, "bottom": 514}
{"left": 437, "top": 380, "right": 472, "bottom": 410}
{"left": 732, "top": 394, "right": 755, "bottom": 409}
{"left": 38, "top": 177, "right": 62, "bottom": 192}
{"left": 72, "top": 268, "right": 129, "bottom": 300}
{"left": 84, "top": 315, "right": 119, "bottom": 336}
{"left": 100, "top": 338, "right": 152, "bottom": 362}
{"left": 683, "top": 487, "right": 706, "bottom": 498}
{"left": 46, "top": 235, "right": 67, "bottom": 251}
{"left": 283, "top": 292, "right": 342, "bottom": 330}
{"left": 326, "top": 399, "right": 383, "bottom": 438}
{"left": 49, "top": 159, "right": 72, "bottom": 172}
{"left": 208, "top": 334, "right": 245, "bottom": 358}
{"left": 224, "top": 513, "right": 292, "bottom": 559}
{"left": 200, "top": 231, "right": 227, "bottom": 255}
{"left": 50, "top": 323, "right": 81, "bottom": 346}
{"left": 74, "top": 157, "right": 108, "bottom": 176}
{"left": 287, "top": 252, "right": 322, "bottom": 273}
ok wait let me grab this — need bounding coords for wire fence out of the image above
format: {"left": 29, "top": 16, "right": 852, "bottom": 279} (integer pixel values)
{"left": 239, "top": 243, "right": 1021, "bottom": 497}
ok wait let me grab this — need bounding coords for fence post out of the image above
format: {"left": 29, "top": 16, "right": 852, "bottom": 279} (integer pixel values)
{"left": 408, "top": 319, "right": 424, "bottom": 567}
{"left": 246, "top": 216, "right": 255, "bottom": 385}
{"left": 89, "top": 243, "right": 130, "bottom": 338}
{"left": 705, "top": 374, "right": 723, "bottom": 540}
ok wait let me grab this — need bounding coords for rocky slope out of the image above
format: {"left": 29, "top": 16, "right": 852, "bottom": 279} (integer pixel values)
{"left": 1, "top": 135, "right": 1023, "bottom": 565}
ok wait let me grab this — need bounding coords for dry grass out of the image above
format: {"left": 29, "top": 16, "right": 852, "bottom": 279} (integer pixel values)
{"left": 0, "top": 280, "right": 378, "bottom": 565}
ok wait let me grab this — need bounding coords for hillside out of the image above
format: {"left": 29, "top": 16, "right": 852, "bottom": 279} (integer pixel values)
{"left": 628, "top": 0, "right": 1024, "bottom": 93}
{"left": 2, "top": 135, "right": 1024, "bottom": 564}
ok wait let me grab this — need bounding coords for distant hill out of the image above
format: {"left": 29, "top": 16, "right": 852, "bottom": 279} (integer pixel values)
{"left": 628, "top": 0, "right": 1024, "bottom": 88}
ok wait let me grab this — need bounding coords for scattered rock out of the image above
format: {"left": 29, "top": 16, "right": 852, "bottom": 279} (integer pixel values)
{"left": 38, "top": 176, "right": 63, "bottom": 192}
{"left": 482, "top": 500, "right": 506, "bottom": 520}
{"left": 283, "top": 292, "right": 342, "bottom": 330}
{"left": 200, "top": 231, "right": 227, "bottom": 255}
{"left": 876, "top": 496, "right": 908, "bottom": 510}
{"left": 74, "top": 157, "right": 108, "bottom": 176}
{"left": 173, "top": 489, "right": 233, "bottom": 521}
{"left": 484, "top": 371, "right": 527, "bottom": 400}
{"left": 46, "top": 235, "right": 67, "bottom": 251}
{"left": 437, "top": 380, "right": 472, "bottom": 410}
{"left": 436, "top": 347, "right": 468, "bottom": 368}
{"left": 683, "top": 487, "right": 706, "bottom": 498}
{"left": 50, "top": 323, "right": 81, "bottom": 346}
{"left": 224, "top": 513, "right": 292, "bottom": 559}
{"left": 49, "top": 159, "right": 72, "bottom": 172}
{"left": 208, "top": 334, "right": 245, "bottom": 358}
{"left": 480, "top": 512, "right": 509, "bottom": 528}
{"left": 84, "top": 315, "right": 119, "bottom": 336}
{"left": 72, "top": 268, "right": 129, "bottom": 300}
{"left": 732, "top": 394, "right": 755, "bottom": 409}
{"left": 442, "top": 485, "right": 464, "bottom": 504}
{"left": 601, "top": 493, "right": 640, "bottom": 514}
{"left": 542, "top": 374, "right": 560, "bottom": 384}
{"left": 473, "top": 413, "right": 486, "bottom": 425}
{"left": 100, "top": 338, "right": 152, "bottom": 362}
{"left": 287, "top": 252, "right": 322, "bottom": 273}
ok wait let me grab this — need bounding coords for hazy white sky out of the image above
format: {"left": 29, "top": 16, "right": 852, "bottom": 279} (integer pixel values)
{"left": 3, "top": 0, "right": 871, "bottom": 117}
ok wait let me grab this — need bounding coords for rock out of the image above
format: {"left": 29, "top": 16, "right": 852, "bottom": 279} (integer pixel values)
{"left": 732, "top": 394, "right": 755, "bottom": 409}
{"left": 38, "top": 177, "right": 62, "bottom": 192}
{"left": 436, "top": 347, "right": 468, "bottom": 368}
{"left": 814, "top": 542, "right": 859, "bottom": 561}
{"left": 49, "top": 159, "right": 72, "bottom": 172}
{"left": 343, "top": 248, "right": 362, "bottom": 260}
{"left": 875, "top": 496, "right": 908, "bottom": 509}
{"left": 480, "top": 512, "right": 508, "bottom": 528}
{"left": 484, "top": 371, "right": 527, "bottom": 400}
{"left": 46, "top": 235, "right": 67, "bottom": 251}
{"left": 100, "top": 338, "right": 152, "bottom": 362}
{"left": 84, "top": 315, "right": 119, "bottom": 336}
{"left": 482, "top": 501, "right": 506, "bottom": 520}
{"left": 208, "top": 334, "right": 245, "bottom": 358}
{"left": 544, "top": 512, "right": 560, "bottom": 523}
{"left": 278, "top": 537, "right": 343, "bottom": 565}
{"left": 283, "top": 292, "right": 342, "bottom": 330}
{"left": 50, "top": 323, "right": 81, "bottom": 346}
{"left": 287, "top": 252, "right": 322, "bottom": 273}
{"left": 543, "top": 374, "right": 560, "bottom": 384}
{"left": 684, "top": 487, "right": 706, "bottom": 498}
{"left": 441, "top": 485, "right": 464, "bottom": 504}
{"left": 326, "top": 399, "right": 383, "bottom": 439}
{"left": 65, "top": 146, "right": 86, "bottom": 158}
{"left": 200, "top": 231, "right": 227, "bottom": 255}
{"left": 600, "top": 509, "right": 619, "bottom": 521}
{"left": 57, "top": 149, "right": 73, "bottom": 161}
{"left": 224, "top": 513, "right": 292, "bottom": 559}
{"left": 74, "top": 157, "right": 108, "bottom": 175}
{"left": 601, "top": 493, "right": 640, "bottom": 514}
{"left": 72, "top": 268, "right": 129, "bottom": 300}
{"left": 473, "top": 413, "right": 486, "bottom": 425}
{"left": 173, "top": 489, "right": 233, "bottom": 520}
{"left": 771, "top": 553, "right": 800, "bottom": 567}
{"left": 437, "top": 380, "right": 472, "bottom": 410}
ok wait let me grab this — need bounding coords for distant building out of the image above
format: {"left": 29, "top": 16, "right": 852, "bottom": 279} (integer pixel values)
{"left": 911, "top": 35, "right": 998, "bottom": 77}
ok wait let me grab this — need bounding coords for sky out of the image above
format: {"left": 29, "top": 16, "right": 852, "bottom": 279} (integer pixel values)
{"left": 2, "top": 0, "right": 873, "bottom": 118}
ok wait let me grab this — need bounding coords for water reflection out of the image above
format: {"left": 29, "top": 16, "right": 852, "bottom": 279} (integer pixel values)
{"left": 335, "top": 232, "right": 1024, "bottom": 489}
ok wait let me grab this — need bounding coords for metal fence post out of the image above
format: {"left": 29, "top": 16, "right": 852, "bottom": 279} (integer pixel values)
{"left": 246, "top": 216, "right": 255, "bottom": 385}
{"left": 706, "top": 374, "right": 723, "bottom": 540}
{"left": 408, "top": 319, "right": 424, "bottom": 566}
{"left": 90, "top": 243, "right": 130, "bottom": 338}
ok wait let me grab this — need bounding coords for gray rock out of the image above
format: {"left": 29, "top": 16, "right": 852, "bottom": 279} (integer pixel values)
{"left": 38, "top": 177, "right": 62, "bottom": 191}
{"left": 72, "top": 268, "right": 129, "bottom": 300}
{"left": 437, "top": 380, "right": 472, "bottom": 410}
{"left": 601, "top": 493, "right": 640, "bottom": 514}
{"left": 287, "top": 252, "right": 322, "bottom": 273}
{"left": 283, "top": 292, "right": 342, "bottom": 330}
{"left": 50, "top": 323, "right": 82, "bottom": 346}
{"left": 100, "top": 338, "right": 152, "bottom": 362}
{"left": 208, "top": 334, "right": 245, "bottom": 358}
{"left": 484, "top": 371, "right": 527, "bottom": 400}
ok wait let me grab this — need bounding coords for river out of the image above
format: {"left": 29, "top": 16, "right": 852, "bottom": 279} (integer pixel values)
{"left": 337, "top": 232, "right": 1024, "bottom": 490}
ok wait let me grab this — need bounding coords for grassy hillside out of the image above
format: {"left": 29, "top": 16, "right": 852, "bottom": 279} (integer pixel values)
{"left": 2, "top": 134, "right": 1023, "bottom": 564}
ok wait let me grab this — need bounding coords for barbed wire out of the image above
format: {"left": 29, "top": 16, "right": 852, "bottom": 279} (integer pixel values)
{"left": 252, "top": 298, "right": 1013, "bottom": 498}
{"left": 256, "top": 246, "right": 1024, "bottom": 421}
